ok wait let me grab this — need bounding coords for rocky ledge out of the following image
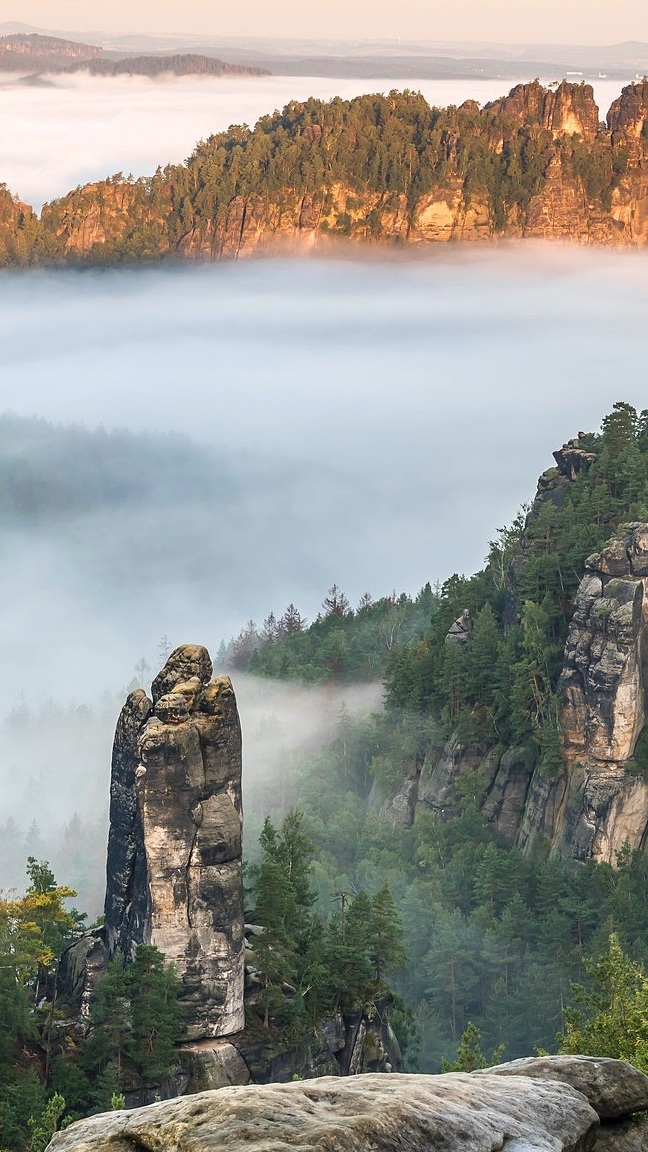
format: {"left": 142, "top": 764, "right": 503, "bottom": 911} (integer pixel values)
{"left": 47, "top": 1056, "right": 648, "bottom": 1152}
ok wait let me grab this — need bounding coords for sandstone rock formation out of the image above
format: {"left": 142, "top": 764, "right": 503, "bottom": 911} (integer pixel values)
{"left": 46, "top": 1056, "right": 648, "bottom": 1152}
{"left": 4, "top": 80, "right": 648, "bottom": 266}
{"left": 554, "top": 435, "right": 598, "bottom": 481}
{"left": 551, "top": 525, "right": 648, "bottom": 862}
{"left": 104, "top": 644, "right": 245, "bottom": 1040}
{"left": 487, "top": 80, "right": 600, "bottom": 140}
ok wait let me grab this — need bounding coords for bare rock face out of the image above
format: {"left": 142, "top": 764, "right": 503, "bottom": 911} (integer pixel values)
{"left": 104, "top": 645, "right": 245, "bottom": 1041}
{"left": 447, "top": 608, "right": 473, "bottom": 646}
{"left": 47, "top": 1069, "right": 600, "bottom": 1152}
{"left": 555, "top": 525, "right": 648, "bottom": 862}
{"left": 608, "top": 82, "right": 648, "bottom": 153}
{"left": 487, "top": 79, "right": 600, "bottom": 140}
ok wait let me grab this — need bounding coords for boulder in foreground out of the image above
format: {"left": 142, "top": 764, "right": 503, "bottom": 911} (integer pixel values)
{"left": 48, "top": 1069, "right": 600, "bottom": 1152}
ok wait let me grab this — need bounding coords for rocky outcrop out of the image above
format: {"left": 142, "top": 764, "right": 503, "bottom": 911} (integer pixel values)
{"left": 482, "top": 1055, "right": 648, "bottom": 1120}
{"left": 407, "top": 523, "right": 648, "bottom": 863}
{"left": 61, "top": 645, "right": 399, "bottom": 1089}
{"left": 550, "top": 525, "right": 648, "bottom": 862}
{"left": 487, "top": 80, "right": 600, "bottom": 140}
{"left": 46, "top": 1056, "right": 648, "bottom": 1152}
{"left": 554, "top": 435, "right": 598, "bottom": 481}
{"left": 447, "top": 609, "right": 473, "bottom": 646}
{"left": 0, "top": 186, "right": 37, "bottom": 266}
{"left": 104, "top": 644, "right": 245, "bottom": 1041}
{"left": 1, "top": 80, "right": 647, "bottom": 266}
{"left": 608, "top": 81, "right": 648, "bottom": 154}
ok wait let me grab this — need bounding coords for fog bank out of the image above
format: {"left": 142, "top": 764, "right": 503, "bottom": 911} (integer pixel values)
{"left": 2, "top": 248, "right": 648, "bottom": 707}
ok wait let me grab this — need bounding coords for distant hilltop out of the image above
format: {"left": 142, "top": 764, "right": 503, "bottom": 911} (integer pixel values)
{"left": 0, "top": 32, "right": 101, "bottom": 64}
{"left": 0, "top": 32, "right": 270, "bottom": 77}
{"left": 61, "top": 54, "right": 270, "bottom": 78}
{"left": 3, "top": 79, "right": 648, "bottom": 263}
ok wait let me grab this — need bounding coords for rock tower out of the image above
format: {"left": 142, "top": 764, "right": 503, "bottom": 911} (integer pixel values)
{"left": 553, "top": 525, "right": 648, "bottom": 861}
{"left": 103, "top": 644, "right": 245, "bottom": 1040}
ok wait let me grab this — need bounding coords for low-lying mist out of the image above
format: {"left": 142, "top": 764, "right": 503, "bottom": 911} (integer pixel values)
{"left": 3, "top": 245, "right": 648, "bottom": 910}
{"left": 3, "top": 248, "right": 648, "bottom": 704}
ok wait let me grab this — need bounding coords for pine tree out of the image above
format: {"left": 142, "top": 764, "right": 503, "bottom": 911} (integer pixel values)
{"left": 558, "top": 933, "right": 648, "bottom": 1071}
{"left": 82, "top": 951, "right": 133, "bottom": 1083}
{"left": 367, "top": 882, "right": 407, "bottom": 984}
{"left": 322, "top": 584, "right": 350, "bottom": 617}
{"left": 127, "top": 945, "right": 182, "bottom": 1081}
{"left": 441, "top": 1021, "right": 503, "bottom": 1072}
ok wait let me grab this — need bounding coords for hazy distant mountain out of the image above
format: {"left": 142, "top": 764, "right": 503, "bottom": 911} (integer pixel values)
{"left": 0, "top": 32, "right": 101, "bottom": 69}
{"left": 0, "top": 31, "right": 269, "bottom": 77}
{"left": 0, "top": 23, "right": 645, "bottom": 79}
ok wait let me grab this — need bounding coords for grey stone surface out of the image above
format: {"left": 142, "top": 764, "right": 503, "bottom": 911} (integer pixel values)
{"left": 556, "top": 525, "right": 648, "bottom": 862}
{"left": 103, "top": 645, "right": 245, "bottom": 1041}
{"left": 483, "top": 1055, "right": 648, "bottom": 1120}
{"left": 47, "top": 1070, "right": 599, "bottom": 1152}
{"left": 592, "top": 1114, "right": 648, "bottom": 1152}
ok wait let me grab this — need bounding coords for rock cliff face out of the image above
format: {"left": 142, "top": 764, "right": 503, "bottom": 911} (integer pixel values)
{"left": 487, "top": 80, "right": 600, "bottom": 140}
{"left": 46, "top": 1056, "right": 648, "bottom": 1152}
{"left": 385, "top": 431, "right": 648, "bottom": 866}
{"left": 551, "top": 525, "right": 648, "bottom": 862}
{"left": 5, "top": 80, "right": 648, "bottom": 265}
{"left": 104, "top": 644, "right": 245, "bottom": 1040}
{"left": 0, "top": 186, "right": 37, "bottom": 265}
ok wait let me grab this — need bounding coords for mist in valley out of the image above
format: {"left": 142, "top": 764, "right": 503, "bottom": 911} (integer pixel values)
{"left": 2, "top": 246, "right": 648, "bottom": 911}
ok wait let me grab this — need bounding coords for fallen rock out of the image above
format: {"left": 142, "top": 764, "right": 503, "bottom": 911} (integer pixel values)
{"left": 47, "top": 1071, "right": 598, "bottom": 1152}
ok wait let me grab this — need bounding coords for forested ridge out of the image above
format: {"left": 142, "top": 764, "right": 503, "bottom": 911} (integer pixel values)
{"left": 224, "top": 401, "right": 648, "bottom": 1070}
{"left": 2, "top": 78, "right": 648, "bottom": 263}
{"left": 5, "top": 404, "right": 648, "bottom": 1143}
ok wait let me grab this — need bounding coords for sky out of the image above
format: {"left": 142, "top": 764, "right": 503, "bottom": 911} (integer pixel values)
{"left": 6, "top": 0, "right": 648, "bottom": 45}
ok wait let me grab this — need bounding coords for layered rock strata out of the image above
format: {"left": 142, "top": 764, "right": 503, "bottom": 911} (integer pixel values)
{"left": 47, "top": 1056, "right": 648, "bottom": 1152}
{"left": 104, "top": 644, "right": 245, "bottom": 1040}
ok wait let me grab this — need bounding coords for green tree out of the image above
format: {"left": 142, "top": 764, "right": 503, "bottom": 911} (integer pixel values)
{"left": 28, "top": 1093, "right": 66, "bottom": 1152}
{"left": 82, "top": 951, "right": 133, "bottom": 1083}
{"left": 441, "top": 1021, "right": 503, "bottom": 1071}
{"left": 84, "top": 945, "right": 181, "bottom": 1088}
{"left": 367, "top": 882, "right": 407, "bottom": 985}
{"left": 558, "top": 934, "right": 648, "bottom": 1071}
{"left": 127, "top": 945, "right": 182, "bottom": 1081}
